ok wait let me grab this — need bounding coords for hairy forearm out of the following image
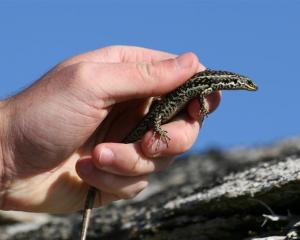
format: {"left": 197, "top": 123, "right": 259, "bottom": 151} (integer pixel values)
{"left": 0, "top": 99, "right": 11, "bottom": 207}
{"left": 0, "top": 100, "right": 6, "bottom": 207}
{"left": 0, "top": 100, "right": 6, "bottom": 167}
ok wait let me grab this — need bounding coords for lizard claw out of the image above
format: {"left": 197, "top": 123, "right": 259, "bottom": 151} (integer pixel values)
{"left": 152, "top": 129, "right": 171, "bottom": 150}
{"left": 200, "top": 106, "right": 209, "bottom": 118}
{"left": 201, "top": 111, "right": 208, "bottom": 118}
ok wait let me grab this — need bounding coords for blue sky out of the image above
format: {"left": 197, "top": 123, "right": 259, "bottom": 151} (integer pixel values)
{"left": 0, "top": 0, "right": 299, "bottom": 152}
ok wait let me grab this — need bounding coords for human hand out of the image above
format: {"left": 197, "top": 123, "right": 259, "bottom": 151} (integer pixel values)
{"left": 0, "top": 46, "right": 220, "bottom": 213}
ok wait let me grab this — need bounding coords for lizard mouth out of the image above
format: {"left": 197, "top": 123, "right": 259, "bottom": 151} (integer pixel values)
{"left": 246, "top": 83, "right": 258, "bottom": 91}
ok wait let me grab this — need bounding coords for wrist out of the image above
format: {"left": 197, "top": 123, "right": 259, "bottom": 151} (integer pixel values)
{"left": 0, "top": 100, "right": 7, "bottom": 168}
{"left": 0, "top": 99, "right": 13, "bottom": 208}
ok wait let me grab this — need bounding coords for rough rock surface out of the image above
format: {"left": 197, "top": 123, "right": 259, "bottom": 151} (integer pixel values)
{"left": 1, "top": 137, "right": 300, "bottom": 240}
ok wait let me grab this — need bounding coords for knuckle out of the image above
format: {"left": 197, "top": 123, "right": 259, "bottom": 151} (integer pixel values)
{"left": 136, "top": 62, "right": 155, "bottom": 83}
{"left": 129, "top": 156, "right": 142, "bottom": 175}
{"left": 119, "top": 191, "right": 138, "bottom": 200}
{"left": 99, "top": 45, "right": 131, "bottom": 62}
{"left": 102, "top": 45, "right": 123, "bottom": 52}
{"left": 119, "top": 181, "right": 148, "bottom": 200}
{"left": 99, "top": 45, "right": 120, "bottom": 58}
{"left": 101, "top": 174, "right": 117, "bottom": 190}
{"left": 71, "top": 62, "right": 94, "bottom": 84}
{"left": 74, "top": 62, "right": 90, "bottom": 74}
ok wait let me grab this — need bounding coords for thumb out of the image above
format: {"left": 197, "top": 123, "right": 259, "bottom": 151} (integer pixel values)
{"left": 94, "top": 52, "right": 202, "bottom": 102}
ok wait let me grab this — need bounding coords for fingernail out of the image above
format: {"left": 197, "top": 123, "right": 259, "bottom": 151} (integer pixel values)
{"left": 176, "top": 53, "right": 193, "bottom": 69}
{"left": 79, "top": 161, "right": 93, "bottom": 176}
{"left": 136, "top": 181, "right": 149, "bottom": 194}
{"left": 98, "top": 147, "right": 114, "bottom": 167}
{"left": 139, "top": 180, "right": 149, "bottom": 189}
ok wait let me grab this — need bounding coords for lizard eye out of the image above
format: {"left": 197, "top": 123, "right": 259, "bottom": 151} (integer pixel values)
{"left": 245, "top": 80, "right": 258, "bottom": 90}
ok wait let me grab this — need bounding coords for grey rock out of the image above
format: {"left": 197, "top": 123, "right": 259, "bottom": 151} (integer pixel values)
{"left": 2, "top": 137, "right": 300, "bottom": 240}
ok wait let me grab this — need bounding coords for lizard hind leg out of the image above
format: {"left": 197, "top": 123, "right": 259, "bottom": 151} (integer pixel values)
{"left": 152, "top": 115, "right": 171, "bottom": 150}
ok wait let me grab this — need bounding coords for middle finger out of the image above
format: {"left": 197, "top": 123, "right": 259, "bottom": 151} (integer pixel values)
{"left": 92, "top": 143, "right": 174, "bottom": 176}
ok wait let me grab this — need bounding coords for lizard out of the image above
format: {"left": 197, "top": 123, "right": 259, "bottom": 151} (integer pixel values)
{"left": 79, "top": 69, "right": 258, "bottom": 240}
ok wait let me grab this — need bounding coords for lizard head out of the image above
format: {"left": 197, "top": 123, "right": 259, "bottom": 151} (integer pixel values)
{"left": 203, "top": 70, "right": 258, "bottom": 91}
{"left": 237, "top": 77, "right": 258, "bottom": 91}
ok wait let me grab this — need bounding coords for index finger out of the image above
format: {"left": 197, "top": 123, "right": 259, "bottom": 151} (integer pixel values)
{"left": 57, "top": 45, "right": 178, "bottom": 69}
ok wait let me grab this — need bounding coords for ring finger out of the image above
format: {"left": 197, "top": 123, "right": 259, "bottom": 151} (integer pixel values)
{"left": 76, "top": 157, "right": 149, "bottom": 199}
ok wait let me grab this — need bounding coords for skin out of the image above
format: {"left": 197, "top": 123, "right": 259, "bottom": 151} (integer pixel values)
{"left": 0, "top": 46, "right": 221, "bottom": 213}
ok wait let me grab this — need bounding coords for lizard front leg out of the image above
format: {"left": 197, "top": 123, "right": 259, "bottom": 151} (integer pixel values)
{"left": 198, "top": 94, "right": 209, "bottom": 118}
{"left": 152, "top": 114, "right": 171, "bottom": 149}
